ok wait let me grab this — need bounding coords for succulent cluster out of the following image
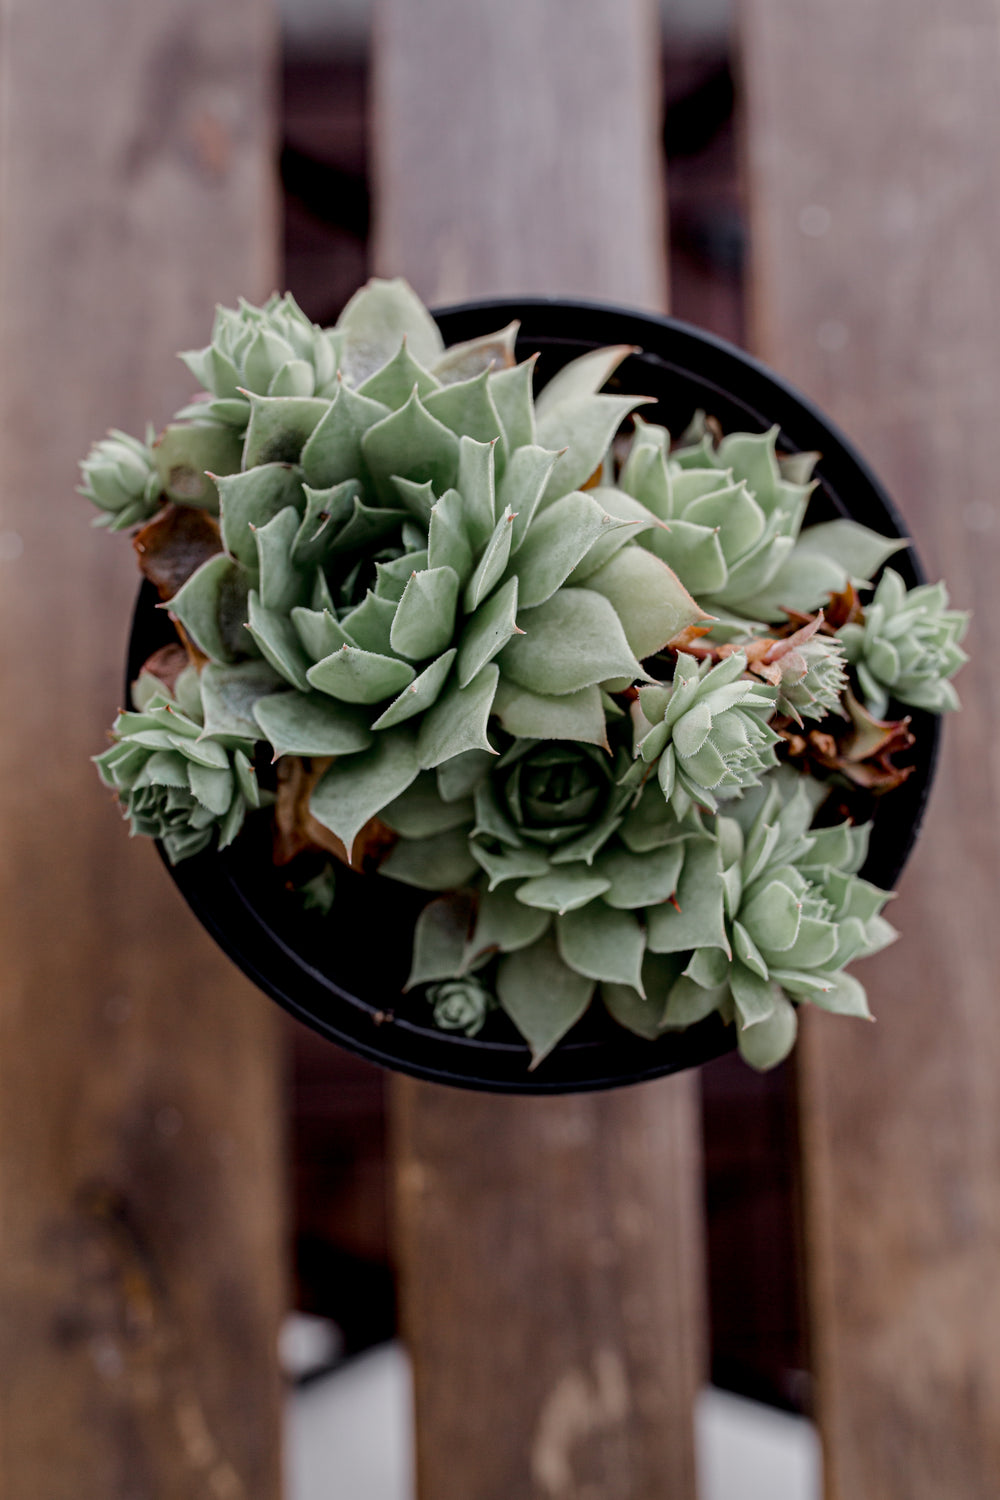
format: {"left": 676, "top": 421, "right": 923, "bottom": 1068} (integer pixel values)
{"left": 87, "top": 277, "right": 969, "bottom": 1072}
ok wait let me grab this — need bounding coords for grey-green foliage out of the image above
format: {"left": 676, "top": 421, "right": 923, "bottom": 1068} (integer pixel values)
{"left": 379, "top": 730, "right": 701, "bottom": 1065}
{"left": 629, "top": 651, "right": 780, "bottom": 817}
{"left": 93, "top": 663, "right": 265, "bottom": 865}
{"left": 79, "top": 426, "right": 163, "bottom": 531}
{"left": 427, "top": 977, "right": 494, "bottom": 1036}
{"left": 767, "top": 628, "right": 848, "bottom": 723}
{"left": 176, "top": 292, "right": 342, "bottom": 427}
{"left": 158, "top": 278, "right": 706, "bottom": 858}
{"left": 619, "top": 413, "right": 906, "bottom": 623}
{"left": 838, "top": 567, "right": 969, "bottom": 717}
{"left": 646, "top": 774, "right": 896, "bottom": 1069}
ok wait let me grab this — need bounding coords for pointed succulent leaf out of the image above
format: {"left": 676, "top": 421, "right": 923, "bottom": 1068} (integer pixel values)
{"left": 557, "top": 904, "right": 645, "bottom": 991}
{"left": 496, "top": 930, "right": 594, "bottom": 1067}
{"left": 793, "top": 519, "right": 906, "bottom": 583}
{"left": 247, "top": 591, "right": 312, "bottom": 691}
{"left": 596, "top": 841, "right": 685, "bottom": 909}
{"left": 424, "top": 367, "right": 504, "bottom": 447}
{"left": 379, "top": 773, "right": 474, "bottom": 837}
{"left": 253, "top": 691, "right": 373, "bottom": 759}
{"left": 199, "top": 660, "right": 281, "bottom": 742}
{"left": 309, "top": 725, "right": 420, "bottom": 858}
{"left": 390, "top": 565, "right": 461, "bottom": 661}
{"left": 511, "top": 491, "right": 628, "bottom": 609}
{"left": 465, "top": 882, "right": 550, "bottom": 963}
{"left": 464, "top": 507, "right": 517, "bottom": 612}
{"left": 583, "top": 548, "right": 708, "bottom": 661}
{"left": 500, "top": 587, "right": 644, "bottom": 696}
{"left": 646, "top": 838, "right": 729, "bottom": 955}
{"left": 299, "top": 382, "right": 390, "bottom": 487}
{"left": 538, "top": 394, "right": 651, "bottom": 500}
{"left": 337, "top": 277, "right": 445, "bottom": 385}
{"left": 457, "top": 576, "right": 520, "bottom": 688}
{"left": 416, "top": 663, "right": 499, "bottom": 768}
{"left": 379, "top": 828, "right": 481, "bottom": 891}
{"left": 254, "top": 506, "right": 311, "bottom": 613}
{"left": 217, "top": 464, "right": 304, "bottom": 568}
{"left": 737, "top": 990, "right": 798, "bottom": 1070}
{"left": 405, "top": 893, "right": 475, "bottom": 989}
{"left": 167, "top": 554, "right": 253, "bottom": 665}
{"left": 427, "top": 487, "right": 476, "bottom": 584}
{"left": 307, "top": 644, "right": 415, "bottom": 705}
{"left": 662, "top": 975, "right": 729, "bottom": 1029}
{"left": 489, "top": 358, "right": 538, "bottom": 451}
{"left": 356, "top": 339, "right": 440, "bottom": 406}
{"left": 242, "top": 394, "right": 329, "bottom": 468}
{"left": 431, "top": 321, "right": 519, "bottom": 384}
{"left": 491, "top": 679, "right": 608, "bottom": 748}
{"left": 154, "top": 423, "right": 243, "bottom": 509}
{"left": 361, "top": 389, "right": 460, "bottom": 502}
{"left": 534, "top": 345, "right": 634, "bottom": 414}
{"left": 515, "top": 865, "right": 611, "bottom": 914}
{"left": 500, "top": 444, "right": 560, "bottom": 551}
{"left": 372, "top": 650, "right": 456, "bottom": 730}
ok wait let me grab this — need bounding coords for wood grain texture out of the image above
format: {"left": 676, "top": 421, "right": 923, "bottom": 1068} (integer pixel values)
{"left": 0, "top": 3, "right": 285, "bottom": 1496}
{"left": 372, "top": 0, "right": 667, "bottom": 308}
{"left": 374, "top": 3, "right": 703, "bottom": 1496}
{"left": 741, "top": 2, "right": 1000, "bottom": 1494}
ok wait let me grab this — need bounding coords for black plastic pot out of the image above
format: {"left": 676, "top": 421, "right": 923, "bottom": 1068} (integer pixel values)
{"left": 127, "top": 300, "right": 940, "bottom": 1094}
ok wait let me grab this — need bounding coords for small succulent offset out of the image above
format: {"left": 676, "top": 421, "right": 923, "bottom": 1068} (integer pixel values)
{"left": 837, "top": 568, "right": 968, "bottom": 718}
{"left": 94, "top": 655, "right": 266, "bottom": 865}
{"left": 86, "top": 276, "right": 969, "bottom": 1072}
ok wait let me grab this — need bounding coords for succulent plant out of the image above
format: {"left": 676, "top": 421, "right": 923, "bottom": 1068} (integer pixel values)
{"left": 79, "top": 426, "right": 164, "bottom": 531}
{"left": 153, "top": 279, "right": 705, "bottom": 857}
{"left": 427, "top": 977, "right": 494, "bottom": 1036}
{"left": 379, "top": 726, "right": 702, "bottom": 1064}
{"left": 644, "top": 774, "right": 896, "bottom": 1069}
{"left": 619, "top": 413, "right": 906, "bottom": 623}
{"left": 629, "top": 651, "right": 781, "bottom": 817}
{"left": 94, "top": 658, "right": 266, "bottom": 864}
{"left": 838, "top": 567, "right": 969, "bottom": 717}
{"left": 175, "top": 292, "right": 342, "bottom": 428}
{"left": 86, "top": 276, "right": 968, "bottom": 1075}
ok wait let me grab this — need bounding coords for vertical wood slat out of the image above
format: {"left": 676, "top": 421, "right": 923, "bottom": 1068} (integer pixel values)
{"left": 374, "top": 4, "right": 705, "bottom": 1497}
{"left": 0, "top": 4, "right": 286, "bottom": 1496}
{"left": 741, "top": 2, "right": 1000, "bottom": 1495}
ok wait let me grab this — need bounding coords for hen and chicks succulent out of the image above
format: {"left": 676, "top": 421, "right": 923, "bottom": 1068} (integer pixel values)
{"left": 86, "top": 278, "right": 968, "bottom": 1071}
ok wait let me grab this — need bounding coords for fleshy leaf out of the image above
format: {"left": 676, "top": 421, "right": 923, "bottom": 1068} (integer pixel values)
{"left": 390, "top": 565, "right": 460, "bottom": 661}
{"left": 465, "top": 882, "right": 551, "bottom": 962}
{"left": 582, "top": 547, "right": 708, "bottom": 660}
{"left": 337, "top": 277, "right": 445, "bottom": 385}
{"left": 310, "top": 726, "right": 420, "bottom": 859}
{"left": 596, "top": 842, "right": 685, "bottom": 910}
{"left": 416, "top": 663, "right": 499, "bottom": 768}
{"left": 737, "top": 991, "right": 798, "bottom": 1070}
{"left": 646, "top": 838, "right": 729, "bottom": 955}
{"left": 218, "top": 464, "right": 304, "bottom": 568}
{"left": 405, "top": 892, "right": 475, "bottom": 989}
{"left": 299, "top": 382, "right": 391, "bottom": 487}
{"left": 425, "top": 368, "right": 504, "bottom": 447}
{"left": 379, "top": 773, "right": 474, "bottom": 837}
{"left": 247, "top": 591, "right": 312, "bottom": 691}
{"left": 372, "top": 650, "right": 456, "bottom": 730}
{"left": 537, "top": 394, "right": 650, "bottom": 500}
{"left": 154, "top": 423, "right": 243, "bottom": 508}
{"left": 361, "top": 390, "right": 460, "bottom": 502}
{"left": 379, "top": 829, "right": 480, "bottom": 891}
{"left": 242, "top": 394, "right": 329, "bottom": 467}
{"left": 512, "top": 491, "right": 628, "bottom": 609}
{"left": 168, "top": 554, "right": 253, "bottom": 665}
{"left": 515, "top": 865, "right": 611, "bottom": 913}
{"left": 499, "top": 587, "right": 644, "bottom": 695}
{"left": 457, "top": 577, "right": 520, "bottom": 689}
{"left": 253, "top": 691, "right": 373, "bottom": 759}
{"left": 496, "top": 930, "right": 595, "bottom": 1066}
{"left": 492, "top": 679, "right": 608, "bottom": 748}
{"left": 557, "top": 904, "right": 645, "bottom": 990}
{"left": 307, "top": 645, "right": 416, "bottom": 704}
{"left": 199, "top": 660, "right": 282, "bottom": 741}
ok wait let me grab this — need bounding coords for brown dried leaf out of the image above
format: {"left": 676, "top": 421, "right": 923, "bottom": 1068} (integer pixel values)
{"left": 138, "top": 644, "right": 190, "bottom": 698}
{"left": 778, "top": 689, "right": 915, "bottom": 797}
{"left": 133, "top": 503, "right": 222, "bottom": 601}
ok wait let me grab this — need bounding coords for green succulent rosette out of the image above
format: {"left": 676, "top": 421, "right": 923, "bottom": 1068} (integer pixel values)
{"left": 85, "top": 275, "right": 969, "bottom": 1073}
{"left": 146, "top": 280, "right": 704, "bottom": 857}
{"left": 629, "top": 651, "right": 781, "bottom": 817}
{"left": 79, "top": 426, "right": 164, "bottom": 532}
{"left": 94, "top": 661, "right": 266, "bottom": 865}
{"left": 377, "top": 728, "right": 706, "bottom": 1065}
{"left": 619, "top": 413, "right": 907, "bottom": 624}
{"left": 838, "top": 567, "right": 969, "bottom": 717}
{"left": 646, "top": 774, "right": 896, "bottom": 1069}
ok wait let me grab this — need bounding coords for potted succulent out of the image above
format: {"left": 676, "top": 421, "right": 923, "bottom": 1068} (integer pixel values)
{"left": 87, "top": 280, "right": 967, "bottom": 1092}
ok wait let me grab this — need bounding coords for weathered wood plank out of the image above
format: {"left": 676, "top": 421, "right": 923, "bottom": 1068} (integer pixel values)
{"left": 741, "top": 3, "right": 1000, "bottom": 1494}
{"left": 0, "top": 4, "right": 285, "bottom": 1496}
{"left": 374, "top": 4, "right": 704, "bottom": 1496}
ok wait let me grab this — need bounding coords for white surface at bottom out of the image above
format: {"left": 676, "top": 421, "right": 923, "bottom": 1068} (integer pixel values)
{"left": 285, "top": 1338, "right": 822, "bottom": 1500}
